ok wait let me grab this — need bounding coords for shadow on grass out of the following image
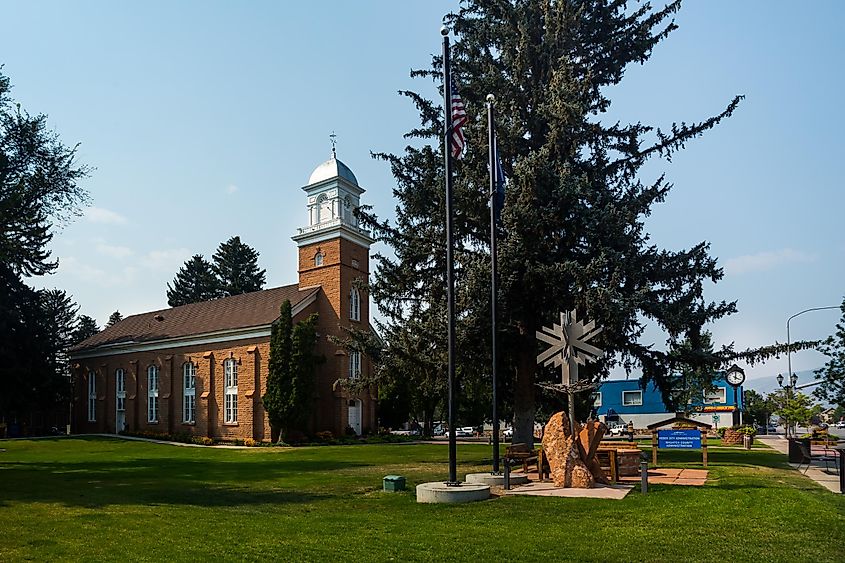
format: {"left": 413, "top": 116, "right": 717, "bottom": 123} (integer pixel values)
{"left": 0, "top": 456, "right": 367, "bottom": 509}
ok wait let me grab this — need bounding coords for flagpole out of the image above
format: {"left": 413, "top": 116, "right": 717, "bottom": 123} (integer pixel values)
{"left": 441, "top": 25, "right": 459, "bottom": 486}
{"left": 487, "top": 94, "right": 500, "bottom": 475}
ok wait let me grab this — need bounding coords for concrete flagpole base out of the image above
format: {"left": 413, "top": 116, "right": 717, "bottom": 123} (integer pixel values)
{"left": 416, "top": 481, "right": 491, "bottom": 504}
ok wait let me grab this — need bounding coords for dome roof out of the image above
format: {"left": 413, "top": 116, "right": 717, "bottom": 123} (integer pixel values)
{"left": 308, "top": 156, "right": 358, "bottom": 186}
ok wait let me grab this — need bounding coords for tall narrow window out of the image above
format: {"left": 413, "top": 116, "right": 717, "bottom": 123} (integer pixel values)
{"left": 224, "top": 358, "right": 238, "bottom": 423}
{"left": 115, "top": 369, "right": 126, "bottom": 432}
{"left": 348, "top": 350, "right": 361, "bottom": 380}
{"left": 349, "top": 287, "right": 360, "bottom": 321}
{"left": 147, "top": 365, "right": 159, "bottom": 423}
{"left": 183, "top": 362, "right": 196, "bottom": 423}
{"left": 315, "top": 252, "right": 323, "bottom": 266}
{"left": 87, "top": 371, "right": 96, "bottom": 422}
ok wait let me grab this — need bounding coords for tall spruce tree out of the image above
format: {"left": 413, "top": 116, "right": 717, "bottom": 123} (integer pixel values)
{"left": 361, "top": 0, "right": 749, "bottom": 445}
{"left": 72, "top": 315, "right": 100, "bottom": 345}
{"left": 212, "top": 236, "right": 266, "bottom": 297}
{"left": 814, "top": 297, "right": 845, "bottom": 406}
{"left": 263, "top": 300, "right": 321, "bottom": 442}
{"left": 106, "top": 310, "right": 123, "bottom": 328}
{"left": 166, "top": 254, "right": 222, "bottom": 306}
{"left": 0, "top": 69, "right": 89, "bottom": 423}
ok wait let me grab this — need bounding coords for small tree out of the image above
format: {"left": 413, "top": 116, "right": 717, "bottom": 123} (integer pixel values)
{"left": 263, "top": 300, "right": 320, "bottom": 443}
{"left": 167, "top": 254, "right": 221, "bottom": 306}
{"left": 106, "top": 310, "right": 123, "bottom": 328}
{"left": 212, "top": 237, "right": 266, "bottom": 297}
{"left": 743, "top": 389, "right": 774, "bottom": 428}
{"left": 814, "top": 297, "right": 845, "bottom": 406}
{"left": 771, "top": 389, "right": 821, "bottom": 435}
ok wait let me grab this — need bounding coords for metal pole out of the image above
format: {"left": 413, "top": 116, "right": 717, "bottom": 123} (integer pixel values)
{"left": 785, "top": 305, "right": 837, "bottom": 437}
{"left": 487, "top": 96, "right": 500, "bottom": 474}
{"left": 441, "top": 27, "right": 458, "bottom": 486}
{"left": 733, "top": 386, "right": 739, "bottom": 427}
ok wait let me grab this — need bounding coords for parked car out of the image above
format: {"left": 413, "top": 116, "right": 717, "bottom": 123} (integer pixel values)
{"left": 608, "top": 423, "right": 627, "bottom": 436}
{"left": 455, "top": 427, "right": 474, "bottom": 437}
{"left": 835, "top": 421, "right": 845, "bottom": 429}
{"left": 503, "top": 427, "right": 514, "bottom": 440}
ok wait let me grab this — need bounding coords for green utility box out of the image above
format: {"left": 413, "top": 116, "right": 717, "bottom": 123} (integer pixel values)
{"left": 383, "top": 475, "right": 406, "bottom": 492}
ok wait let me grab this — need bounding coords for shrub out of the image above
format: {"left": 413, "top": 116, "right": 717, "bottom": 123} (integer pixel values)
{"left": 717, "top": 428, "right": 727, "bottom": 438}
{"left": 314, "top": 430, "right": 334, "bottom": 443}
{"left": 243, "top": 438, "right": 258, "bottom": 447}
{"left": 735, "top": 425, "right": 756, "bottom": 436}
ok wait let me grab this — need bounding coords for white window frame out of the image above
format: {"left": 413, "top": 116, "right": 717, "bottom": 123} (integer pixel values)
{"left": 224, "top": 358, "right": 238, "bottom": 424}
{"left": 349, "top": 287, "right": 360, "bottom": 321}
{"left": 315, "top": 252, "right": 323, "bottom": 267}
{"left": 115, "top": 368, "right": 126, "bottom": 415}
{"left": 147, "top": 365, "right": 159, "bottom": 423}
{"left": 592, "top": 392, "right": 602, "bottom": 408}
{"left": 622, "top": 390, "right": 642, "bottom": 406}
{"left": 349, "top": 350, "right": 361, "bottom": 380}
{"left": 183, "top": 362, "right": 196, "bottom": 424}
{"left": 704, "top": 387, "right": 727, "bottom": 404}
{"left": 87, "top": 371, "right": 96, "bottom": 422}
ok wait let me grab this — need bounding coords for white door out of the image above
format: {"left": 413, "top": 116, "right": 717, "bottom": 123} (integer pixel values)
{"left": 347, "top": 399, "right": 362, "bottom": 435}
{"left": 115, "top": 369, "right": 126, "bottom": 433}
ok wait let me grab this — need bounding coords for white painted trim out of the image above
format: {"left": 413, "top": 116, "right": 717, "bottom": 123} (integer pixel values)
{"left": 70, "top": 291, "right": 319, "bottom": 360}
{"left": 292, "top": 223, "right": 374, "bottom": 248}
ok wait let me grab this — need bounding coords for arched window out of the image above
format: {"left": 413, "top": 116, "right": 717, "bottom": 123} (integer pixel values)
{"left": 183, "top": 362, "right": 196, "bottom": 424}
{"left": 224, "top": 358, "right": 238, "bottom": 424}
{"left": 87, "top": 371, "right": 96, "bottom": 422}
{"left": 349, "top": 287, "right": 360, "bottom": 321}
{"left": 315, "top": 252, "right": 323, "bottom": 267}
{"left": 348, "top": 350, "right": 361, "bottom": 380}
{"left": 147, "top": 365, "right": 159, "bottom": 423}
{"left": 317, "top": 193, "right": 331, "bottom": 223}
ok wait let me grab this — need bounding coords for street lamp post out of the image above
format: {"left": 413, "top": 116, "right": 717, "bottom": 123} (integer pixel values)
{"left": 782, "top": 305, "right": 838, "bottom": 437}
{"left": 786, "top": 306, "right": 839, "bottom": 391}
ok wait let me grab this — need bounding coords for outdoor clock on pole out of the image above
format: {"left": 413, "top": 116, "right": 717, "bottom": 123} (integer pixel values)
{"left": 725, "top": 364, "right": 746, "bottom": 426}
{"left": 726, "top": 364, "right": 746, "bottom": 387}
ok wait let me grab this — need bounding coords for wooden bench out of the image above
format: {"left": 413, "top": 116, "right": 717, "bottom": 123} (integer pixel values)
{"left": 505, "top": 443, "right": 539, "bottom": 474}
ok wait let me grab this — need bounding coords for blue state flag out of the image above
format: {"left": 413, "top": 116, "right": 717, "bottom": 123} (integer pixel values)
{"left": 493, "top": 138, "right": 506, "bottom": 221}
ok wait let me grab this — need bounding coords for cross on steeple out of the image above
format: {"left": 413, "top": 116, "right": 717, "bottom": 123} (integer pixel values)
{"left": 329, "top": 131, "right": 337, "bottom": 158}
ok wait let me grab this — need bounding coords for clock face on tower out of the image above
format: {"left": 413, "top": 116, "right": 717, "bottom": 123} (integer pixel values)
{"left": 726, "top": 370, "right": 745, "bottom": 386}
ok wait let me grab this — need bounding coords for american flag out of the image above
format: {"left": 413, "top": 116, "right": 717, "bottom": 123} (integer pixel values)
{"left": 450, "top": 79, "right": 467, "bottom": 159}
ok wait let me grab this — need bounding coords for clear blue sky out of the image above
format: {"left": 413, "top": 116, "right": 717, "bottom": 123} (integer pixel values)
{"left": 2, "top": 1, "right": 842, "bottom": 388}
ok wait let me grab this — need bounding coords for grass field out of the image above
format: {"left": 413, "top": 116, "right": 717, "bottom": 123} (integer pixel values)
{"left": 1, "top": 437, "right": 843, "bottom": 562}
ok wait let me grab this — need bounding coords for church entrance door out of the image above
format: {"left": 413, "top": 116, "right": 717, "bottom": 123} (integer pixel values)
{"left": 347, "top": 399, "right": 362, "bottom": 435}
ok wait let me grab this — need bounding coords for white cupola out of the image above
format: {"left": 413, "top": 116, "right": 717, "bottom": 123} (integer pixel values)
{"left": 292, "top": 147, "right": 374, "bottom": 249}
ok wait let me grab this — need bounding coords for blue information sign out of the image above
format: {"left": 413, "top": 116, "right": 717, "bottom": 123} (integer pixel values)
{"left": 658, "top": 429, "right": 701, "bottom": 449}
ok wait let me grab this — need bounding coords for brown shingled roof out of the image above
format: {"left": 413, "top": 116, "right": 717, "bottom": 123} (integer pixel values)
{"left": 70, "top": 284, "right": 319, "bottom": 354}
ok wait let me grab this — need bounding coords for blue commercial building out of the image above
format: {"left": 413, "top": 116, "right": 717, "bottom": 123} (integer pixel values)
{"left": 594, "top": 376, "right": 744, "bottom": 429}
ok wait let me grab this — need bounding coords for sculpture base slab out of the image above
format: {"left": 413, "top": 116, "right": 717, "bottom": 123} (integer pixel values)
{"left": 465, "top": 472, "right": 529, "bottom": 486}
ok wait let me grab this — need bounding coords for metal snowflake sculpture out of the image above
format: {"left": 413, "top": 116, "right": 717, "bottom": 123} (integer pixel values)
{"left": 536, "top": 309, "right": 604, "bottom": 387}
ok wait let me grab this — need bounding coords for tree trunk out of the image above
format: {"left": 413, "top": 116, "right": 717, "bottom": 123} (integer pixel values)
{"left": 512, "top": 333, "right": 536, "bottom": 448}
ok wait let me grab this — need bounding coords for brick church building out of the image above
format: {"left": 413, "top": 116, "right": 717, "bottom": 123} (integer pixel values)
{"left": 69, "top": 151, "right": 377, "bottom": 441}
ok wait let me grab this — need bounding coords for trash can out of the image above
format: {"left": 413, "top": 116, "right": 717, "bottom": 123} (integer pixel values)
{"left": 383, "top": 475, "right": 406, "bottom": 492}
{"left": 787, "top": 438, "right": 810, "bottom": 463}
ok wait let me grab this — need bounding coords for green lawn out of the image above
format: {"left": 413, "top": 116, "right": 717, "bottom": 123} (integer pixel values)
{"left": 1, "top": 437, "right": 843, "bottom": 562}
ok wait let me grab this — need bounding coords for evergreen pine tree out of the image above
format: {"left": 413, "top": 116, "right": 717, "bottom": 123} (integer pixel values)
{"left": 212, "top": 236, "right": 266, "bottom": 297}
{"left": 362, "top": 0, "right": 747, "bottom": 445}
{"left": 106, "top": 310, "right": 123, "bottom": 328}
{"left": 166, "top": 254, "right": 222, "bottom": 307}
{"left": 263, "top": 300, "right": 320, "bottom": 442}
{"left": 71, "top": 315, "right": 100, "bottom": 345}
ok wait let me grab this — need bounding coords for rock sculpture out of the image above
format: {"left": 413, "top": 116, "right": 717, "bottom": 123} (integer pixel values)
{"left": 541, "top": 412, "right": 609, "bottom": 488}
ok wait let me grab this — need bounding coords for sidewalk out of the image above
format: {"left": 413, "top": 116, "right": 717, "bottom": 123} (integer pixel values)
{"left": 756, "top": 435, "right": 842, "bottom": 493}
